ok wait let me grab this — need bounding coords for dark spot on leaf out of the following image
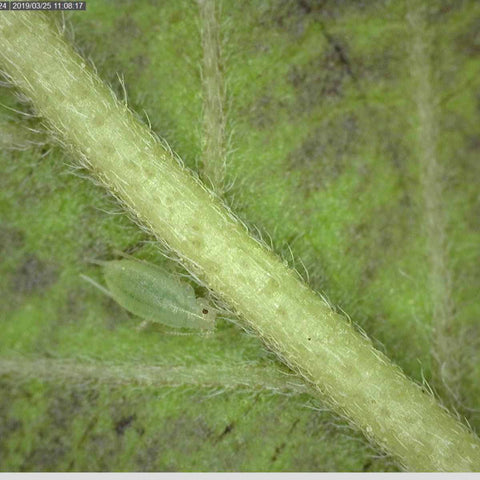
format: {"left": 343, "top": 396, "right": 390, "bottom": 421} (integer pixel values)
{"left": 0, "top": 225, "right": 24, "bottom": 256}
{"left": 287, "top": 46, "right": 352, "bottom": 113}
{"left": 18, "top": 386, "right": 99, "bottom": 470}
{"left": 115, "top": 414, "right": 136, "bottom": 436}
{"left": 131, "top": 54, "right": 150, "bottom": 71}
{"left": 12, "top": 254, "right": 59, "bottom": 295}
{"left": 218, "top": 422, "right": 235, "bottom": 440}
{"left": 271, "top": 418, "right": 300, "bottom": 462}
{"left": 270, "top": 441, "right": 286, "bottom": 462}
{"left": 363, "top": 459, "right": 373, "bottom": 471}
{"left": 286, "top": 115, "right": 358, "bottom": 195}
{"left": 58, "top": 288, "right": 90, "bottom": 325}
{"left": 260, "top": 0, "right": 324, "bottom": 34}
{"left": 0, "top": 416, "right": 23, "bottom": 440}
{"left": 346, "top": 200, "right": 413, "bottom": 288}
{"left": 249, "top": 94, "right": 280, "bottom": 129}
{"left": 161, "top": 414, "right": 213, "bottom": 457}
{"left": 430, "top": 0, "right": 468, "bottom": 21}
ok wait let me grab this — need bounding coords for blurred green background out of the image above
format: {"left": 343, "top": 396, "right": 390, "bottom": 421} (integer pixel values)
{"left": 1, "top": 0, "right": 479, "bottom": 471}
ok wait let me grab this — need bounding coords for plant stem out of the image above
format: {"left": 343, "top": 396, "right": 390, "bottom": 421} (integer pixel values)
{"left": 198, "top": 0, "right": 227, "bottom": 195}
{"left": 0, "top": 357, "right": 310, "bottom": 394}
{"left": 0, "top": 12, "right": 479, "bottom": 471}
{"left": 408, "top": 2, "right": 460, "bottom": 404}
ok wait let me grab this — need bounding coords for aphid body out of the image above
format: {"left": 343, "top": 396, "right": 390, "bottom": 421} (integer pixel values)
{"left": 84, "top": 258, "right": 216, "bottom": 331}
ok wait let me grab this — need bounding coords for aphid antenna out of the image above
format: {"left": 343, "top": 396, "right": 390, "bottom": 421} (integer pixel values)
{"left": 111, "top": 248, "right": 137, "bottom": 260}
{"left": 80, "top": 273, "right": 114, "bottom": 299}
{"left": 82, "top": 256, "right": 109, "bottom": 267}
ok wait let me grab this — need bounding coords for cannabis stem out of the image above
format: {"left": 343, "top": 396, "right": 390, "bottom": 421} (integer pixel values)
{"left": 1, "top": 13, "right": 479, "bottom": 471}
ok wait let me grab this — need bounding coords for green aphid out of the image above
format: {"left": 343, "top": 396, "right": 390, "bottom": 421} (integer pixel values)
{"left": 81, "top": 258, "right": 216, "bottom": 332}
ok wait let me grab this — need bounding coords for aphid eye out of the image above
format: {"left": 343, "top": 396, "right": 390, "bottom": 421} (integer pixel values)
{"left": 202, "top": 308, "right": 209, "bottom": 314}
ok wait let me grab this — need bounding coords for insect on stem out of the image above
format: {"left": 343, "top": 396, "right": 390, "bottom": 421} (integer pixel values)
{"left": 81, "top": 257, "right": 216, "bottom": 332}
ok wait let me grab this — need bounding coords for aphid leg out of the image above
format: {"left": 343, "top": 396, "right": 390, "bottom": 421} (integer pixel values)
{"left": 136, "top": 320, "right": 150, "bottom": 332}
{"left": 83, "top": 257, "right": 109, "bottom": 267}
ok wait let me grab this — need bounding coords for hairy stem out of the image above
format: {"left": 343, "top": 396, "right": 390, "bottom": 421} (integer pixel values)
{"left": 198, "top": 0, "right": 227, "bottom": 194}
{"left": 0, "top": 13, "right": 479, "bottom": 471}
{"left": 0, "top": 357, "right": 309, "bottom": 394}
{"left": 408, "top": 4, "right": 460, "bottom": 402}
{"left": 0, "top": 118, "right": 43, "bottom": 150}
